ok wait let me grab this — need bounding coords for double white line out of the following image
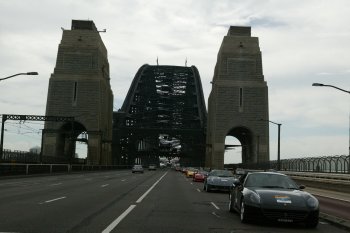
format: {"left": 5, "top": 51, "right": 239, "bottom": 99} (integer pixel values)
{"left": 102, "top": 172, "right": 168, "bottom": 233}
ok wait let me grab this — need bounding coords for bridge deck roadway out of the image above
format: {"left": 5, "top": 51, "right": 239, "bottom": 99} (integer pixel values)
{"left": 304, "top": 186, "right": 350, "bottom": 230}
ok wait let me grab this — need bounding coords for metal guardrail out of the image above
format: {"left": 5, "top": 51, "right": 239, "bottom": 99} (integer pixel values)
{"left": 282, "top": 171, "right": 350, "bottom": 185}
{"left": 1, "top": 149, "right": 85, "bottom": 164}
{"left": 281, "top": 171, "right": 350, "bottom": 193}
{"left": 0, "top": 163, "right": 131, "bottom": 176}
{"left": 228, "top": 155, "right": 349, "bottom": 173}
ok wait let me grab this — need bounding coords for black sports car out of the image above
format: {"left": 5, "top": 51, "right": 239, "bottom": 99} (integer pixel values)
{"left": 228, "top": 172, "right": 319, "bottom": 228}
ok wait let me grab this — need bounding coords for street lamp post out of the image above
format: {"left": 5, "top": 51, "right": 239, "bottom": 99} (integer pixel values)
{"left": 260, "top": 119, "right": 282, "bottom": 170}
{"left": 271, "top": 121, "right": 281, "bottom": 171}
{"left": 312, "top": 83, "right": 350, "bottom": 173}
{"left": 0, "top": 72, "right": 38, "bottom": 81}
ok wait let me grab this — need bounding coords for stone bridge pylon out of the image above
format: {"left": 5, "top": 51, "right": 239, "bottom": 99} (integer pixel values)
{"left": 206, "top": 26, "right": 269, "bottom": 169}
{"left": 42, "top": 20, "right": 113, "bottom": 165}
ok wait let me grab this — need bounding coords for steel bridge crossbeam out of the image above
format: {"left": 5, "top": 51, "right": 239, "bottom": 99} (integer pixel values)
{"left": 2, "top": 114, "right": 74, "bottom": 122}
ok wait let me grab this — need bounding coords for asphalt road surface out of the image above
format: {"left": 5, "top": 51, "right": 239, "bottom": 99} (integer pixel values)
{"left": 0, "top": 169, "right": 348, "bottom": 233}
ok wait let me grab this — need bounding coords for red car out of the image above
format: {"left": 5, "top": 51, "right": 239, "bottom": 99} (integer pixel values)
{"left": 192, "top": 170, "right": 208, "bottom": 182}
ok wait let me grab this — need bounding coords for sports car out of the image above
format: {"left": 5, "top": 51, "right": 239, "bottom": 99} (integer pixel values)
{"left": 185, "top": 167, "right": 198, "bottom": 178}
{"left": 193, "top": 170, "right": 208, "bottom": 182}
{"left": 204, "top": 169, "right": 237, "bottom": 192}
{"left": 228, "top": 172, "right": 319, "bottom": 228}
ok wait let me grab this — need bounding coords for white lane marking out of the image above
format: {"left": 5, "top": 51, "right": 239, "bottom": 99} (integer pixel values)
{"left": 102, "top": 172, "right": 167, "bottom": 232}
{"left": 136, "top": 172, "right": 168, "bottom": 203}
{"left": 50, "top": 183, "right": 62, "bottom": 186}
{"left": 101, "top": 184, "right": 109, "bottom": 188}
{"left": 121, "top": 179, "right": 126, "bottom": 182}
{"left": 102, "top": 205, "right": 136, "bottom": 233}
{"left": 190, "top": 182, "right": 193, "bottom": 185}
{"left": 39, "top": 196, "right": 66, "bottom": 204}
{"left": 212, "top": 211, "right": 220, "bottom": 218}
{"left": 211, "top": 202, "right": 220, "bottom": 210}
{"left": 197, "top": 188, "right": 201, "bottom": 192}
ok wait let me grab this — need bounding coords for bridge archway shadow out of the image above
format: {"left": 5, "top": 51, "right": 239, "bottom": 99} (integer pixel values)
{"left": 58, "top": 121, "right": 88, "bottom": 162}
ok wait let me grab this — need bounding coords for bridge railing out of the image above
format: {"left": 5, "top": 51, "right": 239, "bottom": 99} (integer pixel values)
{"left": 1, "top": 149, "right": 85, "bottom": 164}
{"left": 0, "top": 163, "right": 132, "bottom": 176}
{"left": 225, "top": 155, "right": 349, "bottom": 173}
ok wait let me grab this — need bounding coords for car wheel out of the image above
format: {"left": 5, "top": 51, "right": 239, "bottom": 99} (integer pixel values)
{"left": 228, "top": 193, "right": 234, "bottom": 213}
{"left": 205, "top": 183, "right": 211, "bottom": 192}
{"left": 240, "top": 200, "right": 249, "bottom": 223}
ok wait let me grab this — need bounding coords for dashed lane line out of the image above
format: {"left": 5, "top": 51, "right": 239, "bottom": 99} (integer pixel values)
{"left": 49, "top": 183, "right": 62, "bottom": 186}
{"left": 39, "top": 196, "right": 66, "bottom": 205}
{"left": 211, "top": 202, "right": 220, "bottom": 210}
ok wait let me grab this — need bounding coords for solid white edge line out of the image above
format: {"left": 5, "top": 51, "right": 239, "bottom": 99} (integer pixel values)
{"left": 211, "top": 202, "right": 220, "bottom": 210}
{"left": 102, "top": 205, "right": 136, "bottom": 233}
{"left": 136, "top": 172, "right": 168, "bottom": 203}
{"left": 197, "top": 188, "right": 201, "bottom": 192}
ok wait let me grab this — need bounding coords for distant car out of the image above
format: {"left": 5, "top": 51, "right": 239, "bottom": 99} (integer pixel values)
{"left": 148, "top": 164, "right": 157, "bottom": 170}
{"left": 204, "top": 169, "right": 237, "bottom": 192}
{"left": 193, "top": 170, "right": 208, "bottom": 182}
{"left": 132, "top": 165, "right": 144, "bottom": 173}
{"left": 185, "top": 167, "right": 198, "bottom": 178}
{"left": 228, "top": 172, "right": 319, "bottom": 228}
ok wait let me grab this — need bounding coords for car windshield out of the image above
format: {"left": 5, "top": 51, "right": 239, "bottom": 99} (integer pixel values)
{"left": 209, "top": 170, "right": 233, "bottom": 177}
{"left": 244, "top": 173, "right": 298, "bottom": 189}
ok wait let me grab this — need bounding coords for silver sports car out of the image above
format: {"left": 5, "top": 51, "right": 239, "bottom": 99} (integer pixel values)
{"left": 204, "top": 169, "right": 237, "bottom": 192}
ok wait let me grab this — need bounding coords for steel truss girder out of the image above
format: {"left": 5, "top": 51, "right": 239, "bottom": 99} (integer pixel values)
{"left": 113, "top": 65, "right": 207, "bottom": 166}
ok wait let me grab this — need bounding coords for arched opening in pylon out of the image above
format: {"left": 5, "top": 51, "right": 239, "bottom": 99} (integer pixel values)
{"left": 224, "top": 136, "right": 242, "bottom": 164}
{"left": 225, "top": 126, "right": 254, "bottom": 165}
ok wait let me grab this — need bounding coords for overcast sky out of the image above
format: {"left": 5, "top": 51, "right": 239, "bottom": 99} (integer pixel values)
{"left": 1, "top": 0, "right": 349, "bottom": 163}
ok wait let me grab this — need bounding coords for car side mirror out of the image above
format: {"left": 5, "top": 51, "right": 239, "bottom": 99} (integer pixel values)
{"left": 299, "top": 185, "right": 305, "bottom": 190}
{"left": 233, "top": 180, "right": 240, "bottom": 186}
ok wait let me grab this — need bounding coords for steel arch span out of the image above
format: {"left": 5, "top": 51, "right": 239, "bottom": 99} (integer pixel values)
{"left": 112, "top": 64, "right": 207, "bottom": 167}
